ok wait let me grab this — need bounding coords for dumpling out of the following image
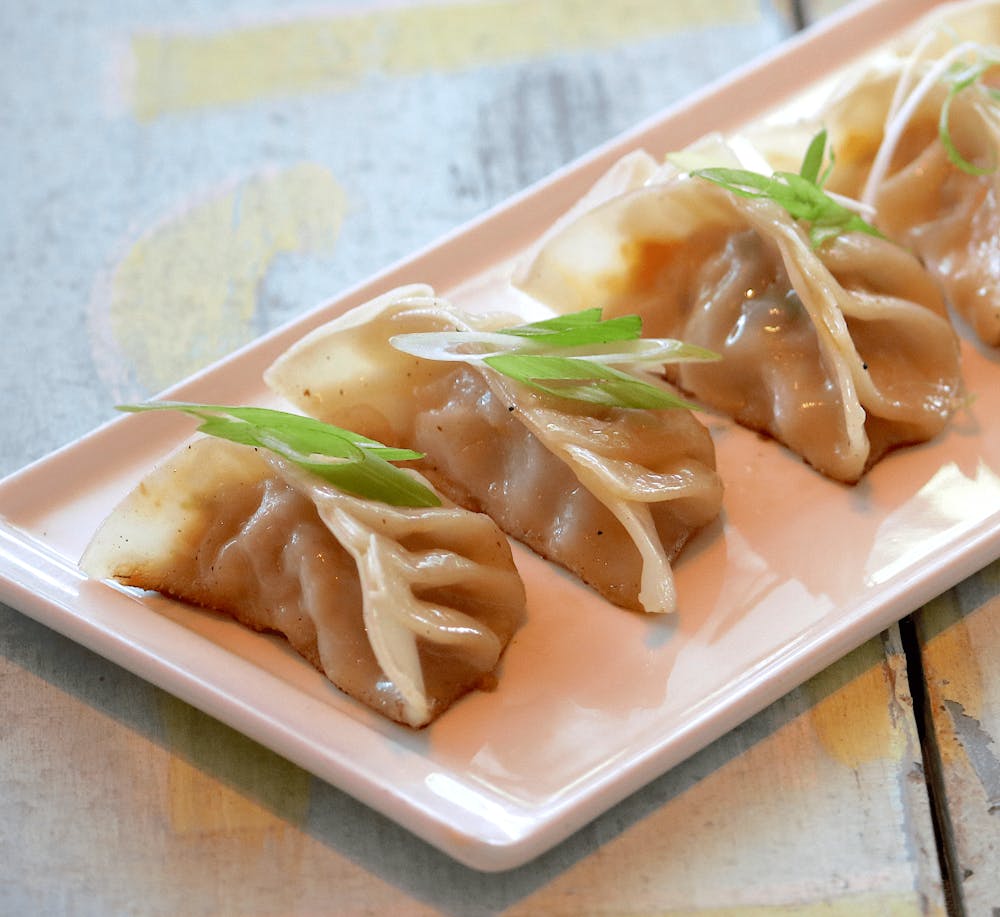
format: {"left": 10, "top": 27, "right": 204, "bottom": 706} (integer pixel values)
{"left": 515, "top": 143, "right": 962, "bottom": 484}
{"left": 815, "top": 1, "right": 1000, "bottom": 343}
{"left": 81, "top": 436, "right": 526, "bottom": 728}
{"left": 264, "top": 285, "right": 724, "bottom": 615}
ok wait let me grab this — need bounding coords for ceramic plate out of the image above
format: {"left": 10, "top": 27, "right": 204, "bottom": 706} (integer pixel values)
{"left": 0, "top": 0, "right": 990, "bottom": 872}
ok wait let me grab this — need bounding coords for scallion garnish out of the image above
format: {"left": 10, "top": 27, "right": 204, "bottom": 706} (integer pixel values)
{"left": 480, "top": 354, "right": 688, "bottom": 409}
{"left": 118, "top": 402, "right": 441, "bottom": 507}
{"left": 690, "top": 129, "right": 883, "bottom": 248}
{"left": 863, "top": 39, "right": 999, "bottom": 204}
{"left": 495, "top": 309, "right": 642, "bottom": 347}
{"left": 389, "top": 309, "right": 718, "bottom": 410}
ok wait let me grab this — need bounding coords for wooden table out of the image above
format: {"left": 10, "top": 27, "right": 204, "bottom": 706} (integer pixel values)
{"left": 2, "top": 0, "right": 998, "bottom": 913}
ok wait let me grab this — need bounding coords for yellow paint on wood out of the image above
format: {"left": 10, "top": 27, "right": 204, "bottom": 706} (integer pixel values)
{"left": 130, "top": 0, "right": 758, "bottom": 119}
{"left": 805, "top": 638, "right": 904, "bottom": 768}
{"left": 159, "top": 694, "right": 311, "bottom": 834}
{"left": 920, "top": 590, "right": 988, "bottom": 722}
{"left": 106, "top": 162, "right": 345, "bottom": 392}
{"left": 918, "top": 589, "right": 993, "bottom": 771}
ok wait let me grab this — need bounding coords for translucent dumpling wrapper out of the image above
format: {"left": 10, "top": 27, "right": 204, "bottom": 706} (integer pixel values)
{"left": 810, "top": 1, "right": 1000, "bottom": 344}
{"left": 514, "top": 145, "right": 962, "bottom": 484}
{"left": 264, "top": 285, "right": 724, "bottom": 616}
{"left": 81, "top": 437, "right": 526, "bottom": 728}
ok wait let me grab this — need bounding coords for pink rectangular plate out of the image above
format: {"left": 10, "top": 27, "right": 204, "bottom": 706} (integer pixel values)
{"left": 0, "top": 0, "right": 991, "bottom": 872}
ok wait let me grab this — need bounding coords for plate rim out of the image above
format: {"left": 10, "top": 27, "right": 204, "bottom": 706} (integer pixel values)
{"left": 0, "top": 0, "right": 968, "bottom": 872}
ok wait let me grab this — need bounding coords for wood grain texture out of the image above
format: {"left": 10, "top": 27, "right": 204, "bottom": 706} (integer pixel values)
{"left": 0, "top": 0, "right": 965, "bottom": 912}
{"left": 0, "top": 612, "right": 944, "bottom": 915}
{"left": 915, "top": 560, "right": 1000, "bottom": 916}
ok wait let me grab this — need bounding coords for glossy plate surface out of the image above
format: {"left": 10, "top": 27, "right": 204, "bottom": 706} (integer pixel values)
{"left": 0, "top": 0, "right": 987, "bottom": 872}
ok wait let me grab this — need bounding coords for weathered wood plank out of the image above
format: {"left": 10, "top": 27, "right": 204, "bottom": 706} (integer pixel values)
{"left": 495, "top": 627, "right": 944, "bottom": 915}
{"left": 1, "top": 610, "right": 944, "bottom": 914}
{"left": 915, "top": 561, "right": 1000, "bottom": 915}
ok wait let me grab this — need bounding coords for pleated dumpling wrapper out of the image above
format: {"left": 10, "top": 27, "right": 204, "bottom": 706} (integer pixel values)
{"left": 81, "top": 435, "right": 526, "bottom": 728}
{"left": 515, "top": 141, "right": 963, "bottom": 484}
{"left": 264, "top": 285, "right": 724, "bottom": 616}
{"left": 814, "top": 0, "right": 1000, "bottom": 343}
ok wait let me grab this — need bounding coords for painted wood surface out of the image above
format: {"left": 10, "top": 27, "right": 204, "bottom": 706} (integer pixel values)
{"left": 916, "top": 562, "right": 1000, "bottom": 916}
{"left": 0, "top": 0, "right": 975, "bottom": 913}
{"left": 0, "top": 612, "right": 944, "bottom": 914}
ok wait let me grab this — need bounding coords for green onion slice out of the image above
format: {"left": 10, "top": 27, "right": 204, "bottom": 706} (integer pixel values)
{"left": 690, "top": 130, "right": 883, "bottom": 248}
{"left": 389, "top": 309, "right": 718, "bottom": 411}
{"left": 118, "top": 402, "right": 441, "bottom": 508}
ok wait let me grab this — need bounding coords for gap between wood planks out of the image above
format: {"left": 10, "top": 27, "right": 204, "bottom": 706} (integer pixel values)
{"left": 899, "top": 614, "right": 964, "bottom": 917}
{"left": 789, "top": 0, "right": 807, "bottom": 32}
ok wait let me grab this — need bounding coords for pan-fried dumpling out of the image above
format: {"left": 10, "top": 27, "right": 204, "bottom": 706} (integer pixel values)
{"left": 264, "top": 285, "right": 724, "bottom": 615}
{"left": 81, "top": 437, "right": 526, "bottom": 728}
{"left": 515, "top": 145, "right": 962, "bottom": 483}
{"left": 815, "top": 2, "right": 1000, "bottom": 343}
